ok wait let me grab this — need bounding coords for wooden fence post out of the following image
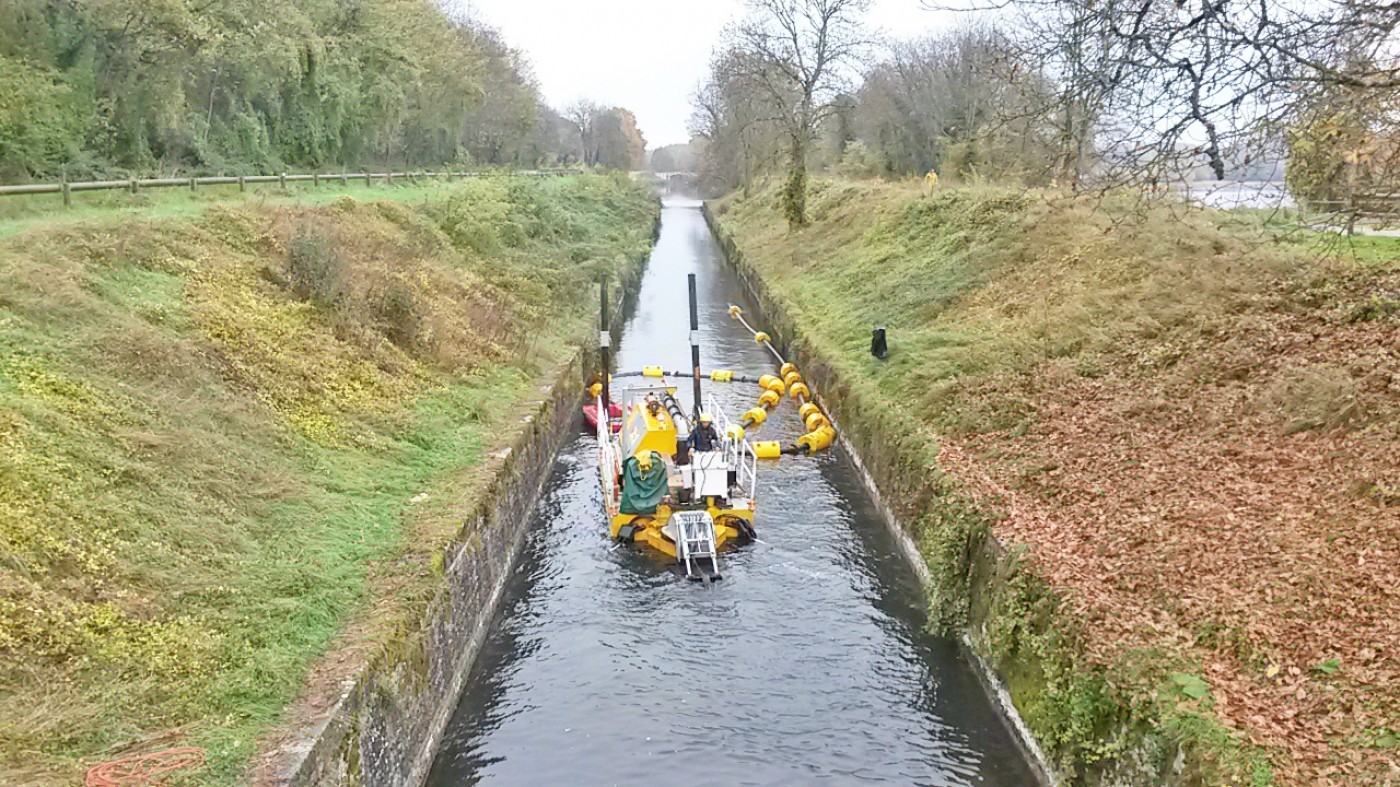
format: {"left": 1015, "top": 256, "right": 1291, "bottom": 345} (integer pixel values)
{"left": 386, "top": 171, "right": 394, "bottom": 186}
{"left": 129, "top": 178, "right": 138, "bottom": 195}
{"left": 61, "top": 179, "right": 71, "bottom": 208}
{"left": 341, "top": 172, "right": 349, "bottom": 187}
{"left": 238, "top": 176, "right": 246, "bottom": 193}
{"left": 189, "top": 177, "right": 197, "bottom": 192}
{"left": 279, "top": 172, "right": 287, "bottom": 190}
{"left": 313, "top": 172, "right": 320, "bottom": 188}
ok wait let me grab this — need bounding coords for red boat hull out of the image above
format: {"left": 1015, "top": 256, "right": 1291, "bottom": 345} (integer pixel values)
{"left": 583, "top": 403, "right": 622, "bottom": 433}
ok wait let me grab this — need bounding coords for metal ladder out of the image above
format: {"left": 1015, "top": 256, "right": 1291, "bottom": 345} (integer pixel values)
{"left": 673, "top": 510, "right": 722, "bottom": 582}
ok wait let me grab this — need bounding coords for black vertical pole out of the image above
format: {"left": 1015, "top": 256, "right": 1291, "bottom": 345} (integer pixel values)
{"left": 688, "top": 273, "right": 702, "bottom": 421}
{"left": 599, "top": 275, "right": 610, "bottom": 412}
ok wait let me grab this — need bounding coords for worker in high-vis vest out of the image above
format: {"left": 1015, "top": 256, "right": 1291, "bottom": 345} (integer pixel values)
{"left": 923, "top": 169, "right": 939, "bottom": 196}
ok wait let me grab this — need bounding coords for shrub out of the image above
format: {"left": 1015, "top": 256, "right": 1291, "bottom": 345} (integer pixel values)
{"left": 286, "top": 229, "right": 347, "bottom": 308}
{"left": 1260, "top": 363, "right": 1368, "bottom": 433}
{"left": 374, "top": 283, "right": 425, "bottom": 350}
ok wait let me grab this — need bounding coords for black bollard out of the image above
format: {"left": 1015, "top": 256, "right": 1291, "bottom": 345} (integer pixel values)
{"left": 871, "top": 326, "right": 888, "bottom": 360}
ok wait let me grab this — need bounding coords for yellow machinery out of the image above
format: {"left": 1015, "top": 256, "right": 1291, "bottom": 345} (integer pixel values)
{"left": 591, "top": 273, "right": 834, "bottom": 582}
{"left": 596, "top": 381, "right": 758, "bottom": 581}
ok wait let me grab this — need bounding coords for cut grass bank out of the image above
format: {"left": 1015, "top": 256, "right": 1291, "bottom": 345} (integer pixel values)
{"left": 710, "top": 180, "right": 1398, "bottom": 785}
{"left": 0, "top": 174, "right": 658, "bottom": 785}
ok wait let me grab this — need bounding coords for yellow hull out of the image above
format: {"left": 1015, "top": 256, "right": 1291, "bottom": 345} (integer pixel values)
{"left": 610, "top": 504, "right": 754, "bottom": 558}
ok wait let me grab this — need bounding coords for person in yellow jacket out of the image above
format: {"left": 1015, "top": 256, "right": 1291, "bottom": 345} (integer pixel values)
{"left": 923, "top": 169, "right": 939, "bottom": 196}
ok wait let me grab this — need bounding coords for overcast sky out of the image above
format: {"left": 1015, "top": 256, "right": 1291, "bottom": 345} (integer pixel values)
{"left": 448, "top": 0, "right": 960, "bottom": 148}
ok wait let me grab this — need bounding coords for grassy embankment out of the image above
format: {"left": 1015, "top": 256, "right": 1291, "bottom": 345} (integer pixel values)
{"left": 0, "top": 180, "right": 489, "bottom": 239}
{"left": 713, "top": 180, "right": 1398, "bottom": 785}
{"left": 0, "top": 174, "right": 658, "bottom": 785}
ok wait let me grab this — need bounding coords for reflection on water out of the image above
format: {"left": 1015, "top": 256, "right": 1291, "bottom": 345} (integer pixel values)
{"left": 1180, "top": 180, "right": 1293, "bottom": 210}
{"left": 425, "top": 199, "right": 1039, "bottom": 786}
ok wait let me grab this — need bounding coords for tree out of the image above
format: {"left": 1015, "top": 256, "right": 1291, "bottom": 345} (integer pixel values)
{"left": 0, "top": 0, "right": 592, "bottom": 177}
{"left": 1287, "top": 75, "right": 1400, "bottom": 226}
{"left": 957, "top": 0, "right": 1400, "bottom": 195}
{"left": 565, "top": 102, "right": 646, "bottom": 170}
{"left": 724, "top": 0, "right": 872, "bottom": 225}
{"left": 649, "top": 141, "right": 700, "bottom": 173}
{"left": 0, "top": 56, "right": 85, "bottom": 179}
{"left": 566, "top": 100, "right": 603, "bottom": 165}
{"left": 690, "top": 48, "right": 790, "bottom": 195}
{"left": 593, "top": 108, "right": 647, "bottom": 170}
{"left": 853, "top": 26, "right": 1058, "bottom": 181}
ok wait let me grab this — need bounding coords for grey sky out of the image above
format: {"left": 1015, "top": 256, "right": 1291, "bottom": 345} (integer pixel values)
{"left": 451, "top": 1, "right": 958, "bottom": 148}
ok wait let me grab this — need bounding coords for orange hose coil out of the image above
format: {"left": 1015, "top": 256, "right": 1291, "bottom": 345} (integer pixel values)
{"left": 86, "top": 747, "right": 206, "bottom": 787}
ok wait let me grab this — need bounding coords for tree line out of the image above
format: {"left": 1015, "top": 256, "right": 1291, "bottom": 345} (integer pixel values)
{"left": 0, "top": 0, "right": 646, "bottom": 180}
{"left": 691, "top": 0, "right": 1400, "bottom": 225}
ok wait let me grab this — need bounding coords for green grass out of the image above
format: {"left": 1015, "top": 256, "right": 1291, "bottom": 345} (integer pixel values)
{"left": 1223, "top": 206, "right": 1400, "bottom": 270}
{"left": 1322, "top": 232, "right": 1400, "bottom": 268}
{"left": 0, "top": 173, "right": 657, "bottom": 785}
{"left": 717, "top": 180, "right": 1308, "bottom": 438}
{"left": 0, "top": 179, "right": 516, "bottom": 240}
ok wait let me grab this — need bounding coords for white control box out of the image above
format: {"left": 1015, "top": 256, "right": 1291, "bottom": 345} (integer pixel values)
{"left": 689, "top": 452, "right": 730, "bottom": 497}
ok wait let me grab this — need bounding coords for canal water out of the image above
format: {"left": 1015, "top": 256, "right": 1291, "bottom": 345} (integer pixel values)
{"left": 425, "top": 198, "right": 1039, "bottom": 786}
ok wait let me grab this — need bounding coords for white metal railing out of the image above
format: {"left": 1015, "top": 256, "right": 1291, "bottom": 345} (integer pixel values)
{"left": 596, "top": 394, "right": 618, "bottom": 516}
{"left": 705, "top": 393, "right": 733, "bottom": 436}
{"left": 736, "top": 440, "right": 758, "bottom": 501}
{"left": 706, "top": 393, "right": 758, "bottom": 500}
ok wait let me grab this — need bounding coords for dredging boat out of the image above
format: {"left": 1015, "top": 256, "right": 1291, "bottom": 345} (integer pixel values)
{"left": 587, "top": 274, "right": 837, "bottom": 582}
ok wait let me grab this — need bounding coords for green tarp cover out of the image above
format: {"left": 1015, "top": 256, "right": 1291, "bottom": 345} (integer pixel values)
{"left": 619, "top": 451, "right": 667, "bottom": 515}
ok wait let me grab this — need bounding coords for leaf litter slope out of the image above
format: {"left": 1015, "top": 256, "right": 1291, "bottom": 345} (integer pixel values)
{"left": 719, "top": 178, "right": 1399, "bottom": 785}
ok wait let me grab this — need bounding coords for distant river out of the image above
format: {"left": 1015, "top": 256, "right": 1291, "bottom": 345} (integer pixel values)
{"left": 1179, "top": 179, "right": 1293, "bottom": 210}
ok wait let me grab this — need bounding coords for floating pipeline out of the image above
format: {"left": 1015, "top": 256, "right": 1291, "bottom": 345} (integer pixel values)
{"left": 583, "top": 306, "right": 836, "bottom": 462}
{"left": 727, "top": 304, "right": 837, "bottom": 458}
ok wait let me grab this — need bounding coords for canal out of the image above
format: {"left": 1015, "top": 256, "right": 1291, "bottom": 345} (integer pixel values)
{"left": 425, "top": 198, "right": 1039, "bottom": 786}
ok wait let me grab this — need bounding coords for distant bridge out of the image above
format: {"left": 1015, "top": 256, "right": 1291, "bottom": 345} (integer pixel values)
{"left": 642, "top": 171, "right": 698, "bottom": 194}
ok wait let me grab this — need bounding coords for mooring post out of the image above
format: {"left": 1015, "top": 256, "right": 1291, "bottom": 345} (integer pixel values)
{"left": 688, "top": 273, "right": 702, "bottom": 421}
{"left": 599, "top": 274, "right": 611, "bottom": 412}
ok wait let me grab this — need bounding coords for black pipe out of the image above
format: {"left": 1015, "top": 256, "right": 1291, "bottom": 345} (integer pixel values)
{"left": 688, "top": 273, "right": 702, "bottom": 421}
{"left": 662, "top": 392, "right": 688, "bottom": 429}
{"left": 663, "top": 391, "right": 692, "bottom": 465}
{"left": 612, "top": 370, "right": 760, "bottom": 383}
{"left": 599, "top": 275, "right": 610, "bottom": 411}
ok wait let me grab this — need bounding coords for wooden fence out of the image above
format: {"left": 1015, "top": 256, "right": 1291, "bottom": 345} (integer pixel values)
{"left": 0, "top": 169, "right": 570, "bottom": 207}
